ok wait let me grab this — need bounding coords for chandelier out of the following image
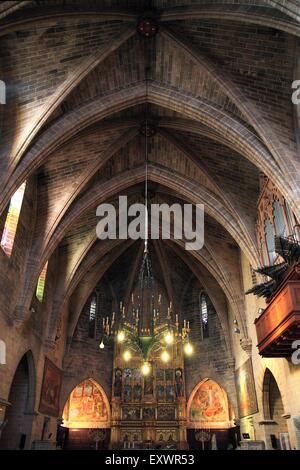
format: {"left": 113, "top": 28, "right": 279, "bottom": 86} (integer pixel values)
{"left": 99, "top": 243, "right": 194, "bottom": 375}
{"left": 98, "top": 77, "right": 193, "bottom": 374}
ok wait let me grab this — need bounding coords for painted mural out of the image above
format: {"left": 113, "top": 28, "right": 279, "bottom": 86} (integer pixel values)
{"left": 39, "top": 357, "right": 62, "bottom": 417}
{"left": 63, "top": 379, "right": 109, "bottom": 428}
{"left": 189, "top": 379, "right": 228, "bottom": 425}
{"left": 235, "top": 359, "right": 258, "bottom": 418}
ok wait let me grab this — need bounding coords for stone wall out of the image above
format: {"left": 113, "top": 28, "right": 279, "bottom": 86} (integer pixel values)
{"left": 182, "top": 279, "right": 238, "bottom": 417}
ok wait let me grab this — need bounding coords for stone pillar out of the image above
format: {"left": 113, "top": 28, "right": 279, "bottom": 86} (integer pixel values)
{"left": 109, "top": 397, "right": 121, "bottom": 449}
{"left": 177, "top": 397, "right": 188, "bottom": 449}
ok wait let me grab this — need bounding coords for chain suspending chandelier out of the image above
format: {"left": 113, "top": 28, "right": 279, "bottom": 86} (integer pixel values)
{"left": 98, "top": 76, "right": 194, "bottom": 375}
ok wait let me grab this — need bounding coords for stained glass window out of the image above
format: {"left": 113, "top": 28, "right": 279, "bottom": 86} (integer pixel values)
{"left": 1, "top": 182, "right": 26, "bottom": 256}
{"left": 88, "top": 293, "right": 97, "bottom": 338}
{"left": 36, "top": 261, "right": 48, "bottom": 302}
{"left": 200, "top": 293, "right": 209, "bottom": 338}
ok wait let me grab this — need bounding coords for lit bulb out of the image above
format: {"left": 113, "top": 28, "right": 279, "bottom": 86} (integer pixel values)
{"left": 164, "top": 332, "right": 174, "bottom": 345}
{"left": 117, "top": 331, "right": 125, "bottom": 343}
{"left": 141, "top": 362, "right": 151, "bottom": 376}
{"left": 123, "top": 350, "right": 131, "bottom": 362}
{"left": 184, "top": 342, "right": 193, "bottom": 356}
{"left": 99, "top": 340, "right": 105, "bottom": 350}
{"left": 161, "top": 350, "right": 170, "bottom": 363}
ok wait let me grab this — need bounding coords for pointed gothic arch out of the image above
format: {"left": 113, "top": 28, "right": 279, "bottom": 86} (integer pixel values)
{"left": 0, "top": 350, "right": 36, "bottom": 450}
{"left": 187, "top": 378, "right": 234, "bottom": 429}
{"left": 62, "top": 378, "right": 111, "bottom": 429}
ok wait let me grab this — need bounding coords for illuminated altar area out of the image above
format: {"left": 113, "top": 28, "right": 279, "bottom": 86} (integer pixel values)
{"left": 61, "top": 246, "right": 235, "bottom": 450}
{"left": 110, "top": 339, "right": 187, "bottom": 449}
{"left": 103, "top": 246, "right": 190, "bottom": 449}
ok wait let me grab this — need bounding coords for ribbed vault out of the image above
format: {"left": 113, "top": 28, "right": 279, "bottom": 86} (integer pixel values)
{"left": 0, "top": 0, "right": 299, "bottom": 358}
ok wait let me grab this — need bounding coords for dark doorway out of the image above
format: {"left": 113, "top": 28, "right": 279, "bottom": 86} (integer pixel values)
{"left": 0, "top": 352, "right": 35, "bottom": 450}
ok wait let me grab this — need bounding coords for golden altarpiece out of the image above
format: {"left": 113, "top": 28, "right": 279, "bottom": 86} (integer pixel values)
{"left": 110, "top": 340, "right": 187, "bottom": 449}
{"left": 101, "top": 247, "right": 190, "bottom": 449}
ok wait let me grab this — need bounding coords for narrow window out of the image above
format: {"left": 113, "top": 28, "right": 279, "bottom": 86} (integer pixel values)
{"left": 200, "top": 293, "right": 209, "bottom": 339}
{"left": 36, "top": 261, "right": 48, "bottom": 302}
{"left": 88, "top": 293, "right": 97, "bottom": 338}
{"left": 1, "top": 182, "right": 26, "bottom": 256}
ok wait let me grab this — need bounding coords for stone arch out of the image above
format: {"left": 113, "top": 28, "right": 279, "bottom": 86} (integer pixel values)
{"left": 62, "top": 378, "right": 111, "bottom": 429}
{"left": 0, "top": 350, "right": 36, "bottom": 450}
{"left": 187, "top": 378, "right": 234, "bottom": 429}
{"left": 1, "top": 82, "right": 290, "bottom": 219}
{"left": 14, "top": 163, "right": 256, "bottom": 327}
{"left": 261, "top": 368, "right": 290, "bottom": 449}
{"left": 262, "top": 368, "right": 287, "bottom": 421}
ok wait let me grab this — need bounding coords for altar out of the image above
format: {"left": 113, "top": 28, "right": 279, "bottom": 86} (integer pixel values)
{"left": 109, "top": 340, "right": 188, "bottom": 449}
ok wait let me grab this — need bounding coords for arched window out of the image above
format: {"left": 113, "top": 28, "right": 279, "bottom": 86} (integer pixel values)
{"left": 264, "top": 219, "right": 276, "bottom": 265}
{"left": 88, "top": 293, "right": 97, "bottom": 338}
{"left": 36, "top": 261, "right": 48, "bottom": 302}
{"left": 273, "top": 200, "right": 286, "bottom": 237}
{"left": 1, "top": 182, "right": 26, "bottom": 257}
{"left": 200, "top": 293, "right": 209, "bottom": 339}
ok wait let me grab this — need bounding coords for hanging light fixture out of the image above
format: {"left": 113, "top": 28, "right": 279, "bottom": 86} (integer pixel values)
{"left": 164, "top": 331, "right": 174, "bottom": 345}
{"left": 161, "top": 350, "right": 170, "bottom": 363}
{"left": 123, "top": 350, "right": 131, "bottom": 362}
{"left": 98, "top": 51, "right": 193, "bottom": 372}
{"left": 184, "top": 342, "right": 194, "bottom": 356}
{"left": 117, "top": 330, "right": 126, "bottom": 343}
{"left": 141, "top": 362, "right": 151, "bottom": 376}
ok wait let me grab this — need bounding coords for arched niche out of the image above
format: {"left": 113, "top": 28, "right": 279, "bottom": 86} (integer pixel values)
{"left": 262, "top": 369, "right": 290, "bottom": 449}
{"left": 187, "top": 379, "right": 234, "bottom": 429}
{"left": 0, "top": 350, "right": 36, "bottom": 450}
{"left": 62, "top": 378, "right": 110, "bottom": 429}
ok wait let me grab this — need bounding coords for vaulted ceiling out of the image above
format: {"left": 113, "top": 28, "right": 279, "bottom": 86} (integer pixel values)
{"left": 0, "top": 0, "right": 299, "bottom": 346}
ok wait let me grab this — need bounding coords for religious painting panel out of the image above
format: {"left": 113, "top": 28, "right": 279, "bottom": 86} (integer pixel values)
{"left": 189, "top": 379, "right": 228, "bottom": 425}
{"left": 63, "top": 379, "right": 109, "bottom": 428}
{"left": 157, "top": 406, "right": 176, "bottom": 420}
{"left": 121, "top": 429, "right": 142, "bottom": 444}
{"left": 166, "top": 385, "right": 175, "bottom": 402}
{"left": 142, "top": 408, "right": 156, "bottom": 420}
{"left": 235, "top": 359, "right": 258, "bottom": 418}
{"left": 133, "top": 383, "right": 142, "bottom": 401}
{"left": 156, "top": 368, "right": 164, "bottom": 381}
{"left": 123, "top": 385, "right": 132, "bottom": 403}
{"left": 132, "top": 368, "right": 141, "bottom": 381}
{"left": 156, "top": 429, "right": 177, "bottom": 443}
{"left": 165, "top": 369, "right": 174, "bottom": 382}
{"left": 156, "top": 384, "right": 165, "bottom": 402}
{"left": 39, "top": 357, "right": 62, "bottom": 417}
{"left": 123, "top": 368, "right": 132, "bottom": 381}
{"left": 122, "top": 407, "right": 141, "bottom": 420}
